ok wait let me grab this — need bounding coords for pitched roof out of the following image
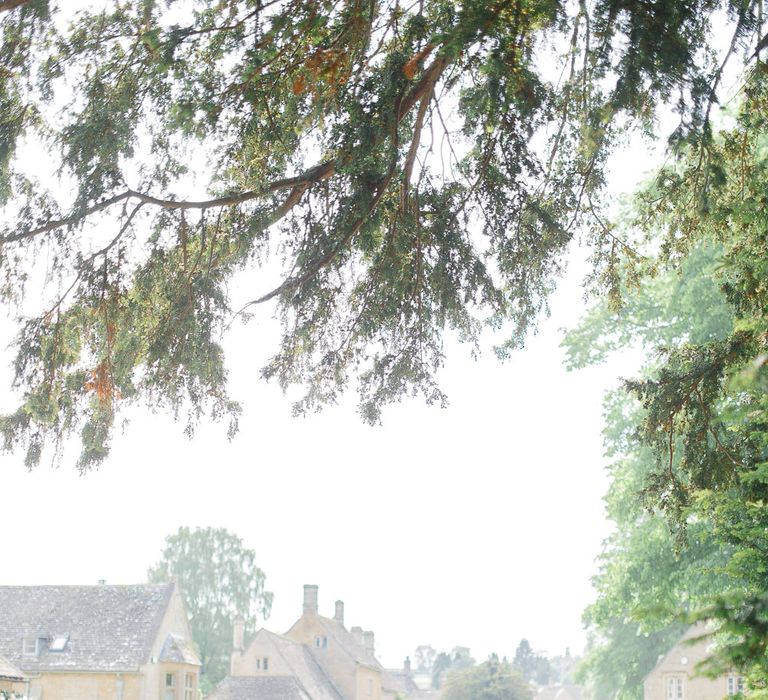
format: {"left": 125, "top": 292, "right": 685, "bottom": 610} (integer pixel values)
{"left": 253, "top": 629, "right": 345, "bottom": 700}
{"left": 0, "top": 583, "right": 178, "bottom": 673}
{"left": 0, "top": 654, "right": 25, "bottom": 682}
{"left": 383, "top": 669, "right": 419, "bottom": 695}
{"left": 313, "top": 617, "right": 381, "bottom": 671}
{"left": 642, "top": 624, "right": 710, "bottom": 682}
{"left": 208, "top": 676, "right": 312, "bottom": 700}
{"left": 160, "top": 633, "right": 201, "bottom": 666}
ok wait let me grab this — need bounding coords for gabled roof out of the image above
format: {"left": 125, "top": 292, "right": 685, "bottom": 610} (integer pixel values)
{"left": 251, "top": 629, "right": 345, "bottom": 700}
{"left": 0, "top": 583, "right": 181, "bottom": 673}
{"left": 0, "top": 654, "right": 25, "bottom": 682}
{"left": 208, "top": 676, "right": 312, "bottom": 700}
{"left": 312, "top": 617, "right": 381, "bottom": 671}
{"left": 383, "top": 668, "right": 419, "bottom": 695}
{"left": 642, "top": 624, "right": 710, "bottom": 683}
{"left": 160, "top": 633, "right": 201, "bottom": 666}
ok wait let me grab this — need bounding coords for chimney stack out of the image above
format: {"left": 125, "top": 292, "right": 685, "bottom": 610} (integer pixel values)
{"left": 303, "top": 584, "right": 319, "bottom": 616}
{"left": 404, "top": 657, "right": 411, "bottom": 674}
{"left": 363, "top": 630, "right": 375, "bottom": 658}
{"left": 334, "top": 600, "right": 345, "bottom": 626}
{"left": 233, "top": 616, "right": 245, "bottom": 652}
{"left": 351, "top": 626, "right": 364, "bottom": 647}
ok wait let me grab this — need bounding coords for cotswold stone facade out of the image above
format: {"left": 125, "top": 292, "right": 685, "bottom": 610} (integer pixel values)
{"left": 0, "top": 582, "right": 200, "bottom": 700}
{"left": 643, "top": 626, "right": 746, "bottom": 700}
{"left": 212, "top": 585, "right": 418, "bottom": 700}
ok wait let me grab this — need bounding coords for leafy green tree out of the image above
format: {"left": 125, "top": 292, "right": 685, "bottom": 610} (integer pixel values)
{"left": 443, "top": 656, "right": 532, "bottom": 700}
{"left": 147, "top": 526, "right": 273, "bottom": 693}
{"left": 564, "top": 245, "right": 739, "bottom": 700}
{"left": 0, "top": 0, "right": 763, "bottom": 468}
{"left": 566, "top": 64, "right": 768, "bottom": 692}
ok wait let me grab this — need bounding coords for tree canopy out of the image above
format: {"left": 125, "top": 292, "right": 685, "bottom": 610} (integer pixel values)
{"left": 442, "top": 656, "right": 532, "bottom": 700}
{"left": 566, "top": 71, "right": 768, "bottom": 692}
{"left": 147, "top": 526, "right": 273, "bottom": 693}
{"left": 1, "top": 0, "right": 763, "bottom": 468}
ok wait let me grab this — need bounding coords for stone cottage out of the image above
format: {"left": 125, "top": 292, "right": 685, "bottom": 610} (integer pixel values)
{"left": 643, "top": 625, "right": 746, "bottom": 700}
{"left": 211, "top": 585, "right": 412, "bottom": 700}
{"left": 0, "top": 581, "right": 200, "bottom": 700}
{"left": 0, "top": 653, "right": 26, "bottom": 696}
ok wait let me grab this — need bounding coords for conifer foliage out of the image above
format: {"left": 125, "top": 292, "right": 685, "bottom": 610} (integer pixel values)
{"left": 0, "top": 0, "right": 762, "bottom": 468}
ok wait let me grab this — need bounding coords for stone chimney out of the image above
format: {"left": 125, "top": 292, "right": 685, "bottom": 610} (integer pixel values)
{"left": 363, "top": 630, "right": 375, "bottom": 657}
{"left": 303, "top": 584, "right": 319, "bottom": 616}
{"left": 404, "top": 656, "right": 411, "bottom": 674}
{"left": 334, "top": 600, "right": 345, "bottom": 626}
{"left": 233, "top": 616, "right": 245, "bottom": 652}
{"left": 351, "top": 626, "right": 364, "bottom": 647}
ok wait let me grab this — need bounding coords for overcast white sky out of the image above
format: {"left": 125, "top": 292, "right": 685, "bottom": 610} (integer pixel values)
{"left": 0, "top": 244, "right": 645, "bottom": 668}
{"left": 0, "top": 1, "right": 693, "bottom": 671}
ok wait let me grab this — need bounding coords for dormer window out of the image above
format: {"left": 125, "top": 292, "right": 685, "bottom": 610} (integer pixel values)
{"left": 49, "top": 634, "right": 69, "bottom": 651}
{"left": 22, "top": 637, "right": 39, "bottom": 656}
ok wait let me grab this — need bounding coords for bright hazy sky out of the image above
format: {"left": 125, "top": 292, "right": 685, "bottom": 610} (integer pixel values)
{"left": 0, "top": 2, "right": 685, "bottom": 671}
{"left": 0, "top": 247, "right": 645, "bottom": 668}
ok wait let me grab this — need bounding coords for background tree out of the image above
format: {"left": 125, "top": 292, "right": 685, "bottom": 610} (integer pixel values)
{"left": 512, "top": 638, "right": 551, "bottom": 685}
{"left": 0, "top": 0, "right": 763, "bottom": 468}
{"left": 414, "top": 644, "right": 438, "bottom": 673}
{"left": 442, "top": 655, "right": 532, "bottom": 700}
{"left": 432, "top": 647, "right": 476, "bottom": 689}
{"left": 147, "top": 526, "right": 273, "bottom": 693}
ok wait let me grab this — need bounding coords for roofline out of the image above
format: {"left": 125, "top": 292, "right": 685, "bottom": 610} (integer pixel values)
{"left": 641, "top": 625, "right": 708, "bottom": 683}
{"left": 315, "top": 615, "right": 382, "bottom": 671}
{"left": 141, "top": 580, "right": 177, "bottom": 665}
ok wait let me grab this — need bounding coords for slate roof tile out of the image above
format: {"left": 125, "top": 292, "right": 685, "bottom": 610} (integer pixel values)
{"left": 0, "top": 584, "right": 177, "bottom": 673}
{"left": 0, "top": 654, "right": 25, "bottom": 682}
{"left": 207, "top": 676, "right": 312, "bottom": 700}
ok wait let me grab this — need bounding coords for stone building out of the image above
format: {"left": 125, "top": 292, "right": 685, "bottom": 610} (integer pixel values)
{"left": 212, "top": 585, "right": 417, "bottom": 700}
{"left": 0, "top": 581, "right": 200, "bottom": 700}
{"left": 643, "top": 626, "right": 746, "bottom": 700}
{"left": 0, "top": 653, "right": 26, "bottom": 696}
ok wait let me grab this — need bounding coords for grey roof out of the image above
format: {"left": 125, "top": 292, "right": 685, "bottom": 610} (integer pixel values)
{"left": 383, "top": 669, "right": 418, "bottom": 695}
{"left": 313, "top": 617, "right": 381, "bottom": 670}
{"left": 0, "top": 583, "right": 177, "bottom": 673}
{"left": 160, "top": 633, "right": 201, "bottom": 666}
{"left": 208, "top": 676, "right": 312, "bottom": 700}
{"left": 0, "top": 654, "right": 25, "bottom": 682}
{"left": 254, "top": 630, "right": 345, "bottom": 700}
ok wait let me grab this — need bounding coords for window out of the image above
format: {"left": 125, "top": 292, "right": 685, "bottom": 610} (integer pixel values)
{"left": 368, "top": 678, "right": 373, "bottom": 697}
{"left": 49, "top": 634, "right": 69, "bottom": 651}
{"left": 255, "top": 659, "right": 261, "bottom": 670}
{"left": 314, "top": 636, "right": 328, "bottom": 648}
{"left": 263, "top": 657, "right": 269, "bottom": 671}
{"left": 184, "top": 672, "right": 195, "bottom": 700}
{"left": 22, "top": 637, "right": 38, "bottom": 656}
{"left": 666, "top": 677, "right": 683, "bottom": 700}
{"left": 165, "top": 672, "right": 176, "bottom": 700}
{"left": 728, "top": 676, "right": 745, "bottom": 696}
